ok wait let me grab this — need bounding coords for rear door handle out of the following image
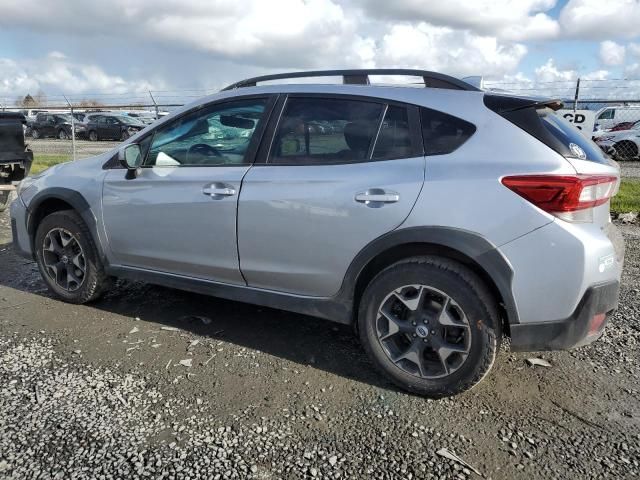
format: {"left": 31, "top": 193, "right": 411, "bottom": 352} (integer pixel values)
{"left": 203, "top": 183, "right": 237, "bottom": 198}
{"left": 355, "top": 189, "right": 400, "bottom": 207}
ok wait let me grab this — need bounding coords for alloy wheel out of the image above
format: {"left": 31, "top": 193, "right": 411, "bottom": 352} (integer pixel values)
{"left": 376, "top": 285, "right": 471, "bottom": 379}
{"left": 41, "top": 228, "right": 86, "bottom": 292}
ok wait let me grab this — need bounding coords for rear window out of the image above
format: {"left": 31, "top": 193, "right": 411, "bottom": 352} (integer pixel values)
{"left": 421, "top": 108, "right": 476, "bottom": 155}
{"left": 538, "top": 108, "right": 608, "bottom": 164}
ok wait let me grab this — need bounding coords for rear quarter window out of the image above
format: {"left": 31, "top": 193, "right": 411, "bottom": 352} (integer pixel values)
{"left": 539, "top": 108, "right": 608, "bottom": 164}
{"left": 421, "top": 108, "right": 476, "bottom": 155}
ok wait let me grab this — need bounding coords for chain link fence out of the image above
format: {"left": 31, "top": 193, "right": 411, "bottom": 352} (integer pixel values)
{"left": 3, "top": 78, "right": 640, "bottom": 165}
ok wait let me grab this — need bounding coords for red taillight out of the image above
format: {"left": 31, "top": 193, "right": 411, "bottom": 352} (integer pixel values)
{"left": 501, "top": 174, "right": 618, "bottom": 221}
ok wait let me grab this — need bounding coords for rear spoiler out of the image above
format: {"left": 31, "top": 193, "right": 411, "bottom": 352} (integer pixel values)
{"left": 484, "top": 94, "right": 563, "bottom": 114}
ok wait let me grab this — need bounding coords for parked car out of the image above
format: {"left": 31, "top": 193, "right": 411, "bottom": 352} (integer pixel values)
{"left": 11, "top": 69, "right": 624, "bottom": 398}
{"left": 594, "top": 123, "right": 640, "bottom": 160}
{"left": 124, "top": 111, "right": 157, "bottom": 125}
{"left": 30, "top": 113, "right": 75, "bottom": 140}
{"left": 0, "top": 112, "right": 32, "bottom": 211}
{"left": 85, "top": 114, "right": 146, "bottom": 141}
{"left": 594, "top": 105, "right": 640, "bottom": 131}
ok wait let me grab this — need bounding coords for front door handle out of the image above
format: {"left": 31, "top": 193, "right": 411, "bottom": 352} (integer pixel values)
{"left": 203, "top": 183, "right": 237, "bottom": 199}
{"left": 355, "top": 188, "right": 400, "bottom": 207}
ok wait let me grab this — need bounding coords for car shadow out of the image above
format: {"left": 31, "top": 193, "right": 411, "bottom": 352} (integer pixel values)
{"left": 0, "top": 241, "right": 392, "bottom": 391}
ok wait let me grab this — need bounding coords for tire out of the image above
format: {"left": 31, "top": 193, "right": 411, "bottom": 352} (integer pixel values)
{"left": 34, "top": 210, "right": 111, "bottom": 303}
{"left": 613, "top": 140, "right": 639, "bottom": 161}
{"left": 88, "top": 130, "right": 98, "bottom": 142}
{"left": 120, "top": 130, "right": 130, "bottom": 141}
{"left": 58, "top": 129, "right": 69, "bottom": 140}
{"left": 31, "top": 128, "right": 40, "bottom": 139}
{"left": 358, "top": 256, "right": 501, "bottom": 398}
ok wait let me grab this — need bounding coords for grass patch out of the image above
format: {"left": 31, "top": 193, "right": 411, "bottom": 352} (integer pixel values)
{"left": 30, "top": 154, "right": 71, "bottom": 174}
{"left": 612, "top": 178, "right": 640, "bottom": 214}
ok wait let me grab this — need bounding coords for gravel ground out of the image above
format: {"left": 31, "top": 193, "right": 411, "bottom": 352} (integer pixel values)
{"left": 0, "top": 210, "right": 639, "bottom": 479}
{"left": 619, "top": 161, "right": 640, "bottom": 179}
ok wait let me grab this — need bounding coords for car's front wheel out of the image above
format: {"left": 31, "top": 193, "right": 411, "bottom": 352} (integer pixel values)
{"left": 58, "top": 129, "right": 69, "bottom": 140}
{"left": 88, "top": 130, "right": 98, "bottom": 142}
{"left": 31, "top": 128, "right": 40, "bottom": 139}
{"left": 34, "top": 210, "right": 110, "bottom": 303}
{"left": 358, "top": 256, "right": 500, "bottom": 398}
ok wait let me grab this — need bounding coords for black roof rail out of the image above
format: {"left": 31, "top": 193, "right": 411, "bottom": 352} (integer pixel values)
{"left": 221, "top": 69, "right": 481, "bottom": 92}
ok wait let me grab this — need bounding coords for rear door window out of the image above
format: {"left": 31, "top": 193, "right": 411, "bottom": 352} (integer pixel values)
{"left": 421, "top": 108, "right": 476, "bottom": 155}
{"left": 269, "top": 97, "right": 383, "bottom": 164}
{"left": 372, "top": 106, "right": 414, "bottom": 160}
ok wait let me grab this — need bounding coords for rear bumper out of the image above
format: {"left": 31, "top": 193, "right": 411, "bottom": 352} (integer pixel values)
{"left": 510, "top": 281, "right": 620, "bottom": 351}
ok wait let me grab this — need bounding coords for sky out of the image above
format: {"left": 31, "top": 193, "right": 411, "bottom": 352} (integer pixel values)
{"left": 1, "top": 0, "right": 640, "bottom": 106}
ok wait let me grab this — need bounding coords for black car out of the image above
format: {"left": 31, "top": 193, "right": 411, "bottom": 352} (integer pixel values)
{"left": 0, "top": 112, "right": 32, "bottom": 211}
{"left": 85, "top": 114, "right": 146, "bottom": 141}
{"left": 30, "top": 113, "right": 75, "bottom": 140}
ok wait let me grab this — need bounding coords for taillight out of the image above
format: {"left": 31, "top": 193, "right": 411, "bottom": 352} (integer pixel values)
{"left": 501, "top": 174, "right": 618, "bottom": 222}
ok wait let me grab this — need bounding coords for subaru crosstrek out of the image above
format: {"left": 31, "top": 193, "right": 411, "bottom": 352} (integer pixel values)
{"left": 10, "top": 69, "right": 624, "bottom": 397}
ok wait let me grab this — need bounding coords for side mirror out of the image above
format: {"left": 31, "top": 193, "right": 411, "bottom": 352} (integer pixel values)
{"left": 118, "top": 144, "right": 142, "bottom": 179}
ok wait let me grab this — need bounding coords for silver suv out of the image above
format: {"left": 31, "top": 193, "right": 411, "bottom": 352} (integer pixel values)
{"left": 10, "top": 69, "right": 624, "bottom": 397}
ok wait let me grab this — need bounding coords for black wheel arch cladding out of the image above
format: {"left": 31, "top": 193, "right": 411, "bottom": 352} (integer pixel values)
{"left": 26, "top": 188, "right": 107, "bottom": 264}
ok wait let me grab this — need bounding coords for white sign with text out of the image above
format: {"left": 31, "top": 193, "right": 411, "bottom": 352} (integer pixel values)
{"left": 557, "top": 109, "right": 596, "bottom": 138}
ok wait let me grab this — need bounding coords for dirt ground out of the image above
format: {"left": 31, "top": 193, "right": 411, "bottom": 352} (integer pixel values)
{"left": 0, "top": 207, "right": 639, "bottom": 479}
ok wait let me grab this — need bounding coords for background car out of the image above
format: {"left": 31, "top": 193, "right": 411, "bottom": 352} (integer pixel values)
{"left": 594, "top": 124, "right": 640, "bottom": 160}
{"left": 124, "top": 111, "right": 158, "bottom": 125}
{"left": 30, "top": 113, "right": 75, "bottom": 139}
{"left": 85, "top": 113, "right": 146, "bottom": 141}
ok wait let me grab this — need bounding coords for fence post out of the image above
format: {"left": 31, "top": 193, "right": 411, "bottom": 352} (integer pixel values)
{"left": 149, "top": 90, "right": 159, "bottom": 119}
{"left": 63, "top": 95, "right": 76, "bottom": 161}
{"left": 573, "top": 78, "right": 580, "bottom": 112}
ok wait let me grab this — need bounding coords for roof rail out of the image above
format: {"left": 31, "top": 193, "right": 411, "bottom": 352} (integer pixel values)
{"left": 221, "top": 69, "right": 481, "bottom": 92}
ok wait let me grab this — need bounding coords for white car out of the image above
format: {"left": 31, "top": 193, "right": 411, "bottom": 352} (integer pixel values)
{"left": 594, "top": 123, "right": 640, "bottom": 160}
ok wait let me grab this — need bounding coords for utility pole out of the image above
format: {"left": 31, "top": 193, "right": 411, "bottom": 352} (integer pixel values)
{"left": 63, "top": 95, "right": 76, "bottom": 161}
{"left": 149, "top": 90, "right": 159, "bottom": 119}
{"left": 573, "top": 78, "right": 581, "bottom": 112}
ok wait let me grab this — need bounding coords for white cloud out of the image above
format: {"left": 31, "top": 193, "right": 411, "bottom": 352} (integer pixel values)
{"left": 0, "top": 53, "right": 161, "bottom": 101}
{"left": 0, "top": 0, "right": 374, "bottom": 70}
{"left": 599, "top": 41, "right": 626, "bottom": 66}
{"left": 357, "top": 0, "right": 559, "bottom": 40}
{"left": 375, "top": 23, "right": 527, "bottom": 78}
{"left": 629, "top": 43, "right": 640, "bottom": 58}
{"left": 559, "top": 0, "right": 640, "bottom": 39}
{"left": 534, "top": 58, "right": 577, "bottom": 82}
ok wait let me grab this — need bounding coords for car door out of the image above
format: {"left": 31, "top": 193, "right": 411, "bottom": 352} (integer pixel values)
{"left": 237, "top": 95, "right": 425, "bottom": 297}
{"left": 103, "top": 117, "right": 120, "bottom": 139}
{"left": 43, "top": 115, "right": 55, "bottom": 137}
{"left": 102, "top": 96, "right": 275, "bottom": 284}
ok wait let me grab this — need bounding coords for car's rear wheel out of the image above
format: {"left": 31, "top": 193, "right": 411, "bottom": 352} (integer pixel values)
{"left": 88, "top": 130, "right": 98, "bottom": 142}
{"left": 31, "top": 128, "right": 40, "bottom": 139}
{"left": 614, "top": 140, "right": 639, "bottom": 161}
{"left": 34, "top": 210, "right": 110, "bottom": 303}
{"left": 58, "top": 129, "right": 68, "bottom": 140}
{"left": 358, "top": 256, "right": 500, "bottom": 398}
